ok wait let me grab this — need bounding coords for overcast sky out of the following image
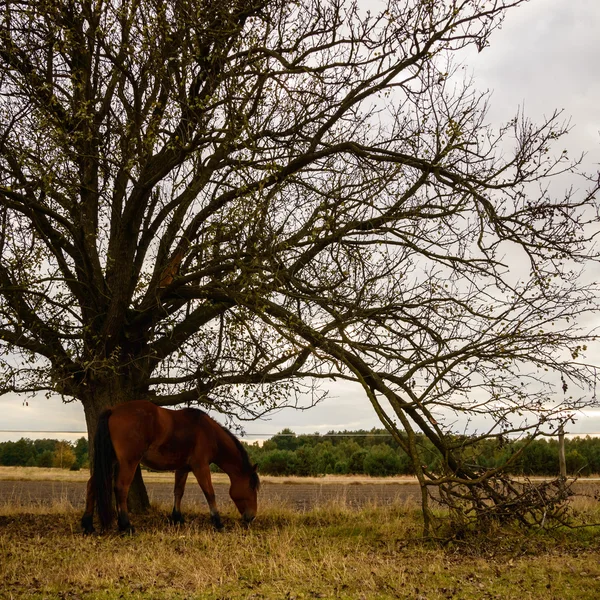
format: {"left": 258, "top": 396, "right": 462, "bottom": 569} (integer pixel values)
{"left": 1, "top": 0, "right": 600, "bottom": 443}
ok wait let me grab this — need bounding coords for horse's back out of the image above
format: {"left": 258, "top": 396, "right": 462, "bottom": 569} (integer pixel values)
{"left": 108, "top": 401, "right": 214, "bottom": 470}
{"left": 165, "top": 408, "right": 216, "bottom": 463}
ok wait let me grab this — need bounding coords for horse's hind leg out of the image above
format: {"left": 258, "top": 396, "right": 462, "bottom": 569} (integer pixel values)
{"left": 81, "top": 475, "right": 96, "bottom": 534}
{"left": 170, "top": 468, "right": 188, "bottom": 525}
{"left": 191, "top": 464, "right": 223, "bottom": 530}
{"left": 114, "top": 460, "right": 138, "bottom": 534}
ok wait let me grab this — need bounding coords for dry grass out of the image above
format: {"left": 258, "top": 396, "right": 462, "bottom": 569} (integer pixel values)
{"left": 2, "top": 468, "right": 600, "bottom": 599}
{"left": 0, "top": 466, "right": 421, "bottom": 486}
{"left": 0, "top": 465, "right": 91, "bottom": 482}
{"left": 1, "top": 495, "right": 600, "bottom": 599}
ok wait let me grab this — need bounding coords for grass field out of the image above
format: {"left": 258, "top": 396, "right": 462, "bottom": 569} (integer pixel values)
{"left": 0, "top": 465, "right": 421, "bottom": 485}
{"left": 1, "top": 469, "right": 600, "bottom": 599}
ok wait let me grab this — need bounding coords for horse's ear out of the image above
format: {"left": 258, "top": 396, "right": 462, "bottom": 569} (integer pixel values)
{"left": 252, "top": 463, "right": 258, "bottom": 472}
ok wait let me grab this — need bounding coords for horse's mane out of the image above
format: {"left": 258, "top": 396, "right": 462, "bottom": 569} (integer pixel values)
{"left": 222, "top": 427, "right": 260, "bottom": 491}
{"left": 192, "top": 407, "right": 260, "bottom": 491}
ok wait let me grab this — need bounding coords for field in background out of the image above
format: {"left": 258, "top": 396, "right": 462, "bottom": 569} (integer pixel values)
{"left": 1, "top": 469, "right": 600, "bottom": 598}
{"left": 0, "top": 465, "right": 420, "bottom": 485}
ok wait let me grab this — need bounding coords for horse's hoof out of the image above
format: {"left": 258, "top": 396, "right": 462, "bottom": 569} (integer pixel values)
{"left": 211, "top": 520, "right": 225, "bottom": 532}
{"left": 169, "top": 510, "right": 185, "bottom": 526}
{"left": 81, "top": 514, "right": 95, "bottom": 535}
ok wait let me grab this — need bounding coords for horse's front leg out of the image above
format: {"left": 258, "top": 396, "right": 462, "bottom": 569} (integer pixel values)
{"left": 170, "top": 467, "right": 189, "bottom": 525}
{"left": 114, "top": 460, "right": 138, "bottom": 534}
{"left": 192, "top": 464, "right": 223, "bottom": 530}
{"left": 81, "top": 474, "right": 96, "bottom": 534}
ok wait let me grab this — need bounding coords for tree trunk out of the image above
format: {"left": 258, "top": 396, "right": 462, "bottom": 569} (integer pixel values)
{"left": 127, "top": 465, "right": 150, "bottom": 513}
{"left": 82, "top": 386, "right": 151, "bottom": 513}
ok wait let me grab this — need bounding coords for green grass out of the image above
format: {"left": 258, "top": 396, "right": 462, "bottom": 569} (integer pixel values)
{"left": 1, "top": 497, "right": 600, "bottom": 599}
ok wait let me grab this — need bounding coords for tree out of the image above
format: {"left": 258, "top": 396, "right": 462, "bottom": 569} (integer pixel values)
{"left": 51, "top": 440, "right": 76, "bottom": 469}
{"left": 36, "top": 450, "right": 54, "bottom": 468}
{"left": 0, "top": 438, "right": 35, "bottom": 466}
{"left": 258, "top": 448, "right": 297, "bottom": 476}
{"left": 269, "top": 429, "right": 299, "bottom": 452}
{"left": 1, "top": 0, "right": 598, "bottom": 531}
{"left": 73, "top": 436, "right": 89, "bottom": 468}
{"left": 363, "top": 444, "right": 403, "bottom": 477}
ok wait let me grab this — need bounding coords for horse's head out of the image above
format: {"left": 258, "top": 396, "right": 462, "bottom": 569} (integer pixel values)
{"left": 229, "top": 464, "right": 260, "bottom": 524}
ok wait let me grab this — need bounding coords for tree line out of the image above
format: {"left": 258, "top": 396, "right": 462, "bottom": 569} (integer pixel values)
{"left": 241, "top": 429, "right": 600, "bottom": 477}
{"left": 2, "top": 429, "right": 598, "bottom": 477}
{"left": 0, "top": 438, "right": 88, "bottom": 470}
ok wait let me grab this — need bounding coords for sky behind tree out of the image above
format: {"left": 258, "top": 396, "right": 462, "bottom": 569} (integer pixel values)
{"left": 1, "top": 0, "right": 599, "bottom": 443}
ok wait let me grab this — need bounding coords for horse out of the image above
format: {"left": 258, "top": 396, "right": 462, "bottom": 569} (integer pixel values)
{"left": 81, "top": 400, "right": 259, "bottom": 534}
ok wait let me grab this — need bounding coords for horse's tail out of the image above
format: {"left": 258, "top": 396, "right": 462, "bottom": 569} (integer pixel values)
{"left": 93, "top": 409, "right": 115, "bottom": 530}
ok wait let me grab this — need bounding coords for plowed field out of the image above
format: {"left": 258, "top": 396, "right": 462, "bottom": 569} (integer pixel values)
{"left": 0, "top": 478, "right": 422, "bottom": 512}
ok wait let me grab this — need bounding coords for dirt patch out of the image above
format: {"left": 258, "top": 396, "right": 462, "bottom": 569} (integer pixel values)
{"left": 2, "top": 479, "right": 597, "bottom": 514}
{"left": 0, "top": 479, "right": 421, "bottom": 512}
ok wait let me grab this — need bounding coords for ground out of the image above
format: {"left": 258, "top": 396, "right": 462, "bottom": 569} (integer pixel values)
{"left": 0, "top": 472, "right": 423, "bottom": 512}
{"left": 1, "top": 469, "right": 600, "bottom": 599}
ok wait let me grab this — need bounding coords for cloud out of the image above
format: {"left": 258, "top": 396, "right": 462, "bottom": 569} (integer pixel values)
{"left": 467, "top": 0, "right": 600, "bottom": 163}
{"left": 0, "top": 393, "right": 86, "bottom": 444}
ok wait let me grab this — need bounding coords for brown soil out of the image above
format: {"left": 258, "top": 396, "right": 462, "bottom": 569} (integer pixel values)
{"left": 2, "top": 479, "right": 597, "bottom": 514}
{"left": 0, "top": 479, "right": 421, "bottom": 512}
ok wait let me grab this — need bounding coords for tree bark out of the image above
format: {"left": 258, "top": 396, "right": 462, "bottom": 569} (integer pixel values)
{"left": 82, "top": 386, "right": 151, "bottom": 513}
{"left": 127, "top": 466, "right": 150, "bottom": 513}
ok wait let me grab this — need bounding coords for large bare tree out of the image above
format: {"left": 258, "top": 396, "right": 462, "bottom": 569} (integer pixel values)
{"left": 1, "top": 0, "right": 598, "bottom": 529}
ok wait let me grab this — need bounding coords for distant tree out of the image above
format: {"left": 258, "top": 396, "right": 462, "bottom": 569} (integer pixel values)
{"left": 73, "top": 437, "right": 89, "bottom": 468}
{"left": 565, "top": 449, "right": 586, "bottom": 476}
{"left": 294, "top": 446, "right": 316, "bottom": 476}
{"left": 269, "top": 429, "right": 299, "bottom": 452}
{"left": 572, "top": 437, "right": 600, "bottom": 475}
{"left": 52, "top": 441, "right": 76, "bottom": 469}
{"left": 33, "top": 439, "right": 58, "bottom": 455}
{"left": 0, "top": 439, "right": 35, "bottom": 466}
{"left": 312, "top": 442, "right": 338, "bottom": 474}
{"left": 36, "top": 450, "right": 54, "bottom": 468}
{"left": 258, "top": 449, "right": 297, "bottom": 476}
{"left": 348, "top": 449, "right": 368, "bottom": 475}
{"left": 363, "top": 444, "right": 403, "bottom": 477}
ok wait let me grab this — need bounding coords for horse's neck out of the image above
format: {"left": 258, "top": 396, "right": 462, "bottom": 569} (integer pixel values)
{"left": 213, "top": 429, "right": 244, "bottom": 476}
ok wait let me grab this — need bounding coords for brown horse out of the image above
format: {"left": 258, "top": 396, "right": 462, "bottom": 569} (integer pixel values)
{"left": 81, "top": 400, "right": 259, "bottom": 534}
